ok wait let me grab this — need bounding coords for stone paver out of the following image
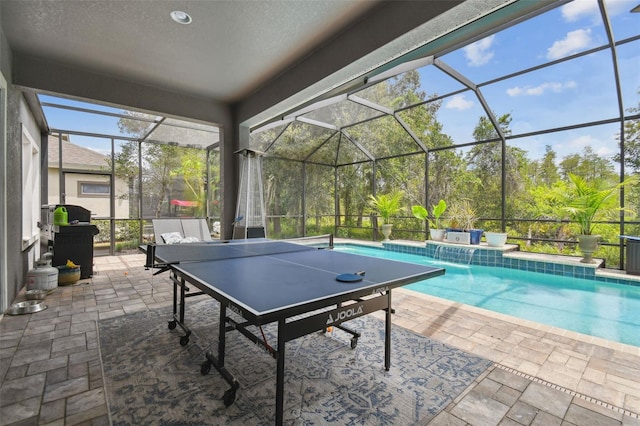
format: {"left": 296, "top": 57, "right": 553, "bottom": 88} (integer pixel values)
{"left": 449, "top": 381, "right": 511, "bottom": 424}
{"left": 0, "top": 252, "right": 638, "bottom": 425}
{"left": 0, "top": 373, "right": 46, "bottom": 406}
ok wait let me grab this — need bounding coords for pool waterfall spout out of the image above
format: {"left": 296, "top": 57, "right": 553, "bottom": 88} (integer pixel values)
{"left": 433, "top": 245, "right": 477, "bottom": 265}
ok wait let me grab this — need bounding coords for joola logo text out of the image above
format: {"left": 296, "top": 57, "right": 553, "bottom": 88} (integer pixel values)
{"left": 326, "top": 306, "right": 363, "bottom": 324}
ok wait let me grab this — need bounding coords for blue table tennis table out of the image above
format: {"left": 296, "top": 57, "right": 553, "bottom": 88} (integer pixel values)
{"left": 144, "top": 239, "right": 445, "bottom": 425}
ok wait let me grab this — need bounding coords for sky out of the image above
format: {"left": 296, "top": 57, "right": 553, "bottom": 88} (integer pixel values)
{"left": 40, "top": 97, "right": 142, "bottom": 156}
{"left": 41, "top": 0, "right": 639, "bottom": 165}
{"left": 430, "top": 0, "right": 639, "bottom": 163}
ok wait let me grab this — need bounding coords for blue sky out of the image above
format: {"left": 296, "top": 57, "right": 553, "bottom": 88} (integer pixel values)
{"left": 40, "top": 96, "right": 144, "bottom": 155}
{"left": 430, "top": 0, "right": 639, "bottom": 163}
{"left": 42, "top": 0, "right": 639, "bottom": 165}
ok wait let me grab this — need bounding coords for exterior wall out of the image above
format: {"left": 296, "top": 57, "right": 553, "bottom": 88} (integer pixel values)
{"left": 0, "top": 26, "right": 10, "bottom": 312}
{"left": 15, "top": 92, "right": 42, "bottom": 296}
{"left": 46, "top": 169, "right": 129, "bottom": 218}
{"left": 0, "top": 26, "right": 43, "bottom": 311}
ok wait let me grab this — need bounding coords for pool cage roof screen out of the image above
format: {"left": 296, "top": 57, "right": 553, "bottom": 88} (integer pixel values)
{"left": 249, "top": 0, "right": 639, "bottom": 167}
{"left": 38, "top": 95, "right": 220, "bottom": 150}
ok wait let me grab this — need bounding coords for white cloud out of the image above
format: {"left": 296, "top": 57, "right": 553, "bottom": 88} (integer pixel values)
{"left": 564, "top": 134, "right": 615, "bottom": 157}
{"left": 568, "top": 134, "right": 596, "bottom": 148}
{"left": 445, "top": 94, "right": 474, "bottom": 110}
{"left": 547, "top": 29, "right": 592, "bottom": 60}
{"left": 506, "top": 81, "right": 577, "bottom": 96}
{"left": 561, "top": 0, "right": 599, "bottom": 22}
{"left": 559, "top": 0, "right": 632, "bottom": 26}
{"left": 596, "top": 145, "right": 616, "bottom": 157}
{"left": 603, "top": 0, "right": 638, "bottom": 16}
{"left": 463, "top": 35, "right": 495, "bottom": 66}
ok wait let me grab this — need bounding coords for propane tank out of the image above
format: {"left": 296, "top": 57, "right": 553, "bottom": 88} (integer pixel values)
{"left": 27, "top": 257, "right": 59, "bottom": 291}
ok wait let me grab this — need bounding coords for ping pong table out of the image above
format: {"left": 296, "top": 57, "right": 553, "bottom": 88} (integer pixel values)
{"left": 144, "top": 239, "right": 445, "bottom": 425}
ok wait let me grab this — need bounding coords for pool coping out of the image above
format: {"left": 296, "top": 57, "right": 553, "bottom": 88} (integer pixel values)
{"left": 335, "top": 238, "right": 640, "bottom": 287}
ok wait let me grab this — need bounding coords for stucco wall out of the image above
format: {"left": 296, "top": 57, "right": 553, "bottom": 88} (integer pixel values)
{"left": 0, "top": 23, "right": 43, "bottom": 311}
{"left": 47, "top": 169, "right": 129, "bottom": 218}
{"left": 0, "top": 25, "right": 10, "bottom": 312}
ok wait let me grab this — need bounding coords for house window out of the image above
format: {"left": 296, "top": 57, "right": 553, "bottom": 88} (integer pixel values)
{"left": 21, "top": 124, "right": 40, "bottom": 247}
{"left": 79, "top": 181, "right": 110, "bottom": 196}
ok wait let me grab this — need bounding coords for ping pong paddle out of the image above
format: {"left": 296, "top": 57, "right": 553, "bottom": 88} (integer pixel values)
{"left": 336, "top": 271, "right": 365, "bottom": 282}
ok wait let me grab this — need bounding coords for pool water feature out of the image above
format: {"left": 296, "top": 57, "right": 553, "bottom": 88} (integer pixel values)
{"left": 335, "top": 245, "right": 640, "bottom": 347}
{"left": 433, "top": 245, "right": 476, "bottom": 264}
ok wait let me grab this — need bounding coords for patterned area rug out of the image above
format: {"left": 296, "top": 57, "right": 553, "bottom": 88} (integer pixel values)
{"left": 99, "top": 299, "right": 491, "bottom": 425}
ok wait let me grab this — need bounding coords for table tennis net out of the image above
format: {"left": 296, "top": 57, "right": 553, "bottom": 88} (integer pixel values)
{"left": 149, "top": 235, "right": 333, "bottom": 265}
{"left": 282, "top": 234, "right": 334, "bottom": 249}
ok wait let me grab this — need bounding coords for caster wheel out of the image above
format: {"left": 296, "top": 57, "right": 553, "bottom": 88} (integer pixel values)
{"left": 223, "top": 389, "right": 236, "bottom": 407}
{"left": 180, "top": 335, "right": 189, "bottom": 346}
{"left": 350, "top": 337, "right": 358, "bottom": 349}
{"left": 200, "top": 361, "right": 211, "bottom": 375}
{"left": 168, "top": 320, "right": 177, "bottom": 330}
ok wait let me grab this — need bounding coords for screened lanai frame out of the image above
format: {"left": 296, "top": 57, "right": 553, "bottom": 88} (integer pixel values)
{"left": 39, "top": 95, "right": 222, "bottom": 255}
{"left": 250, "top": 0, "right": 640, "bottom": 269}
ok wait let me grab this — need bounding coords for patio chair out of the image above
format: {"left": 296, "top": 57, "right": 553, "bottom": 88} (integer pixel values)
{"left": 152, "top": 218, "right": 213, "bottom": 244}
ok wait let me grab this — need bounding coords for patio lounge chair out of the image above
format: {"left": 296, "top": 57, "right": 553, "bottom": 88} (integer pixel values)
{"left": 152, "top": 218, "right": 213, "bottom": 244}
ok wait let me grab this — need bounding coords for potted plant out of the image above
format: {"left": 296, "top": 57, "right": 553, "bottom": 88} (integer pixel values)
{"left": 560, "top": 173, "right": 635, "bottom": 263}
{"left": 412, "top": 199, "right": 447, "bottom": 241}
{"left": 444, "top": 203, "right": 461, "bottom": 232}
{"left": 445, "top": 199, "right": 483, "bottom": 244}
{"left": 369, "top": 191, "right": 404, "bottom": 241}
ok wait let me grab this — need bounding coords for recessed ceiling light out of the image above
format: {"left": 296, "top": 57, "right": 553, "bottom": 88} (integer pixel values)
{"left": 170, "top": 10, "right": 192, "bottom": 25}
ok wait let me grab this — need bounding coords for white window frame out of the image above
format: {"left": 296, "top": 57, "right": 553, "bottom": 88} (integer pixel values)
{"left": 21, "top": 124, "right": 40, "bottom": 249}
{"left": 78, "top": 180, "right": 110, "bottom": 197}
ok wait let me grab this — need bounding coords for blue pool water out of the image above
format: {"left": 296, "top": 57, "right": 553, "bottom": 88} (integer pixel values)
{"left": 335, "top": 245, "right": 640, "bottom": 347}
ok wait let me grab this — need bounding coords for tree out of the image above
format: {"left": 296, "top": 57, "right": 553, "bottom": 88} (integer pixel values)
{"left": 527, "top": 180, "right": 570, "bottom": 249}
{"left": 537, "top": 145, "right": 560, "bottom": 187}
{"left": 559, "top": 146, "right": 614, "bottom": 181}
{"left": 117, "top": 112, "right": 215, "bottom": 218}
{"left": 144, "top": 144, "right": 182, "bottom": 217}
{"left": 614, "top": 93, "right": 640, "bottom": 173}
{"left": 170, "top": 148, "right": 207, "bottom": 216}
{"left": 117, "top": 110, "right": 155, "bottom": 136}
{"left": 107, "top": 141, "right": 139, "bottom": 216}
{"left": 465, "top": 113, "right": 518, "bottom": 219}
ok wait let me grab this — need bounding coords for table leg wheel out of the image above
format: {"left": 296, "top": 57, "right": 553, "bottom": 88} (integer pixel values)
{"left": 168, "top": 320, "right": 177, "bottom": 330}
{"left": 180, "top": 335, "right": 189, "bottom": 346}
{"left": 350, "top": 337, "right": 358, "bottom": 349}
{"left": 200, "top": 360, "right": 211, "bottom": 375}
{"left": 223, "top": 388, "right": 236, "bottom": 407}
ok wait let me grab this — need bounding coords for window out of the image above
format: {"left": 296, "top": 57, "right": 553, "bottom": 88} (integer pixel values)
{"left": 79, "top": 181, "right": 110, "bottom": 196}
{"left": 21, "top": 124, "right": 40, "bottom": 247}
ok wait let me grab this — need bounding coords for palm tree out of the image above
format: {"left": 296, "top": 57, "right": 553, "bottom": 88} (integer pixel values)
{"left": 560, "top": 173, "right": 636, "bottom": 262}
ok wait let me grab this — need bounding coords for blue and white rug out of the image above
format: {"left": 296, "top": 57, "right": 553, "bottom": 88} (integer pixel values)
{"left": 99, "top": 299, "right": 491, "bottom": 425}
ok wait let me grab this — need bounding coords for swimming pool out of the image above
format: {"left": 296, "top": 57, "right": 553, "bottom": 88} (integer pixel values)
{"left": 335, "top": 245, "right": 640, "bottom": 347}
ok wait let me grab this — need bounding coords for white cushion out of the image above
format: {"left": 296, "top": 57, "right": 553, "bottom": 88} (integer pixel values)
{"left": 161, "top": 232, "right": 183, "bottom": 245}
{"left": 180, "top": 237, "right": 200, "bottom": 244}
